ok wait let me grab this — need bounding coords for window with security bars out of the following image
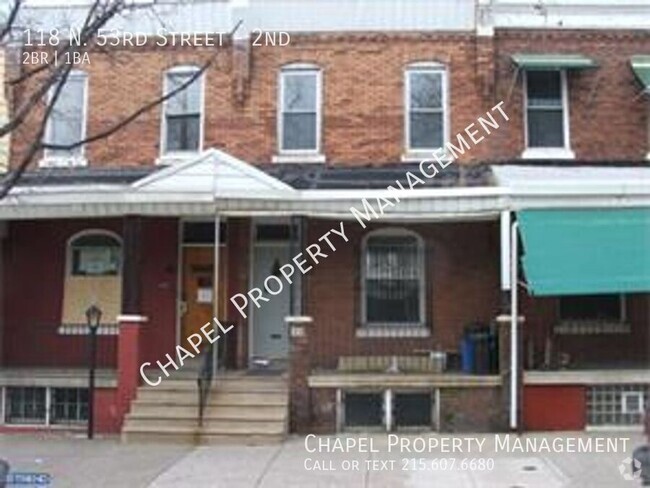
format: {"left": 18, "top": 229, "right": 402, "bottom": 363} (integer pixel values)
{"left": 587, "top": 385, "right": 648, "bottom": 426}
{"left": 406, "top": 67, "right": 446, "bottom": 150}
{"left": 5, "top": 387, "right": 46, "bottom": 424}
{"left": 51, "top": 388, "right": 89, "bottom": 424}
{"left": 525, "top": 70, "right": 566, "bottom": 148}
{"left": 363, "top": 233, "right": 423, "bottom": 326}
{"left": 163, "top": 68, "right": 202, "bottom": 153}
{"left": 280, "top": 68, "right": 320, "bottom": 152}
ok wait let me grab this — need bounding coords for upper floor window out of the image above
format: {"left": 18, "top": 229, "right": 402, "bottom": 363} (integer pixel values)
{"left": 362, "top": 230, "right": 425, "bottom": 327}
{"left": 279, "top": 66, "right": 321, "bottom": 153}
{"left": 559, "top": 294, "right": 624, "bottom": 323}
{"left": 162, "top": 66, "right": 203, "bottom": 154}
{"left": 68, "top": 231, "right": 122, "bottom": 276}
{"left": 405, "top": 64, "right": 447, "bottom": 152}
{"left": 44, "top": 71, "right": 88, "bottom": 164}
{"left": 525, "top": 70, "right": 569, "bottom": 150}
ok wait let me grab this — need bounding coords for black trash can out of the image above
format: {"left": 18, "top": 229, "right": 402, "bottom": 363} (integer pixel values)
{"left": 0, "top": 459, "right": 9, "bottom": 488}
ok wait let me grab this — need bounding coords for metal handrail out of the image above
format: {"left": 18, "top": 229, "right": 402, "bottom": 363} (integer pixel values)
{"left": 197, "top": 341, "right": 215, "bottom": 427}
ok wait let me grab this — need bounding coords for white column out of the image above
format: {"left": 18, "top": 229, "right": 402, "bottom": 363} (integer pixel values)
{"left": 500, "top": 211, "right": 512, "bottom": 291}
{"left": 509, "top": 221, "right": 519, "bottom": 431}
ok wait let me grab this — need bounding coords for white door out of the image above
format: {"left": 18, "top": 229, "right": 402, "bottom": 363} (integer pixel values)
{"left": 251, "top": 243, "right": 291, "bottom": 362}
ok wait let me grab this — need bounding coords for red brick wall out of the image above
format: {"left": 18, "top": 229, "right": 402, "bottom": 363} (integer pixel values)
{"left": 2, "top": 218, "right": 178, "bottom": 368}
{"left": 523, "top": 385, "right": 586, "bottom": 431}
{"left": 11, "top": 30, "right": 649, "bottom": 169}
{"left": 521, "top": 293, "right": 650, "bottom": 368}
{"left": 304, "top": 219, "right": 501, "bottom": 368}
{"left": 493, "top": 29, "right": 650, "bottom": 161}
{"left": 11, "top": 33, "right": 491, "bottom": 168}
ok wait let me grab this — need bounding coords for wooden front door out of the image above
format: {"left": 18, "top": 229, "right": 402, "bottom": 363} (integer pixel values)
{"left": 181, "top": 247, "right": 227, "bottom": 348}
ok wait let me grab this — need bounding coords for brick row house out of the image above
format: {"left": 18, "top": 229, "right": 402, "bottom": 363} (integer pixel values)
{"left": 0, "top": 0, "right": 649, "bottom": 440}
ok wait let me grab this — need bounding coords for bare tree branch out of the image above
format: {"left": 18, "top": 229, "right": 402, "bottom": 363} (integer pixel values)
{"left": 0, "top": 0, "right": 22, "bottom": 44}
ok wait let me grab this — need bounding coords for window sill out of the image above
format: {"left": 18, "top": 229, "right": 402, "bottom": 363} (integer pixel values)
{"left": 272, "top": 153, "right": 325, "bottom": 164}
{"left": 356, "top": 326, "right": 430, "bottom": 338}
{"left": 155, "top": 152, "right": 201, "bottom": 166}
{"left": 57, "top": 324, "right": 119, "bottom": 336}
{"left": 401, "top": 150, "right": 450, "bottom": 163}
{"left": 521, "top": 148, "right": 575, "bottom": 160}
{"left": 553, "top": 320, "right": 630, "bottom": 335}
{"left": 38, "top": 156, "right": 88, "bottom": 168}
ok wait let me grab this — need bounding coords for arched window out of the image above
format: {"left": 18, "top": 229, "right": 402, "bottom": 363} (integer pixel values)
{"left": 404, "top": 62, "right": 448, "bottom": 152}
{"left": 68, "top": 231, "right": 122, "bottom": 276}
{"left": 362, "top": 229, "right": 425, "bottom": 326}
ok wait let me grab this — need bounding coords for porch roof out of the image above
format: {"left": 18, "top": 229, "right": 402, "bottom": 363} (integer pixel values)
{"left": 2, "top": 156, "right": 650, "bottom": 220}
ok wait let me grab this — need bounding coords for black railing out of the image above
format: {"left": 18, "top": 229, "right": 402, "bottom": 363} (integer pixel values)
{"left": 197, "top": 341, "right": 215, "bottom": 427}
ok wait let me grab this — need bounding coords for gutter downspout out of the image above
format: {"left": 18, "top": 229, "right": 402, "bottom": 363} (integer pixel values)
{"left": 510, "top": 220, "right": 519, "bottom": 431}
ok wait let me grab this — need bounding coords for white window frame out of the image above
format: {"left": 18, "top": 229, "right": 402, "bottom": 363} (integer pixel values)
{"left": 66, "top": 229, "right": 123, "bottom": 277}
{"left": 522, "top": 69, "right": 574, "bottom": 159}
{"left": 159, "top": 65, "right": 205, "bottom": 162}
{"left": 360, "top": 228, "right": 426, "bottom": 329}
{"left": 275, "top": 64, "right": 323, "bottom": 161}
{"left": 622, "top": 391, "right": 645, "bottom": 415}
{"left": 41, "top": 70, "right": 89, "bottom": 168}
{"left": 404, "top": 63, "right": 449, "bottom": 158}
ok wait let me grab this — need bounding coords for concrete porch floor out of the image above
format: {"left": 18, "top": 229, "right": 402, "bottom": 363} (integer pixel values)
{"left": 0, "top": 431, "right": 646, "bottom": 487}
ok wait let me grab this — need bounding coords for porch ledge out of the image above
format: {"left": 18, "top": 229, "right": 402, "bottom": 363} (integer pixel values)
{"left": 308, "top": 372, "right": 501, "bottom": 389}
{"left": 525, "top": 369, "right": 650, "bottom": 385}
{"left": 0, "top": 368, "right": 117, "bottom": 388}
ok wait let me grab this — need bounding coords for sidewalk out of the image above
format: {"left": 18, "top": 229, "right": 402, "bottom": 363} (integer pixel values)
{"left": 0, "top": 431, "right": 646, "bottom": 487}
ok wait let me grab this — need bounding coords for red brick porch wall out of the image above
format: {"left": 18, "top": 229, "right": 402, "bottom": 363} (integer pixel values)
{"left": 303, "top": 219, "right": 502, "bottom": 368}
{"left": 1, "top": 217, "right": 178, "bottom": 368}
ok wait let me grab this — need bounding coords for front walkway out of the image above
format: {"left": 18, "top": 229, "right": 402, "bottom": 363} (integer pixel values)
{"left": 0, "top": 432, "right": 645, "bottom": 487}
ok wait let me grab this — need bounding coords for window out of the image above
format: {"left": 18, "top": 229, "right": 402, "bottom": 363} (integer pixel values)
{"left": 587, "top": 385, "right": 648, "bottom": 426}
{"left": 45, "top": 71, "right": 87, "bottom": 162}
{"left": 279, "top": 67, "right": 321, "bottom": 152}
{"left": 394, "top": 392, "right": 433, "bottom": 428}
{"left": 405, "top": 65, "right": 447, "bottom": 151}
{"left": 525, "top": 70, "right": 567, "bottom": 149}
{"left": 344, "top": 392, "right": 384, "bottom": 428}
{"left": 69, "top": 232, "right": 121, "bottom": 276}
{"left": 559, "top": 294, "right": 624, "bottom": 322}
{"left": 362, "top": 230, "right": 424, "bottom": 326}
{"left": 51, "top": 388, "right": 88, "bottom": 424}
{"left": 162, "top": 67, "right": 203, "bottom": 154}
{"left": 5, "top": 387, "right": 46, "bottom": 425}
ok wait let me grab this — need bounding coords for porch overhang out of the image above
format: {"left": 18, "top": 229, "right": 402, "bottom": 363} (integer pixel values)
{"left": 511, "top": 53, "right": 598, "bottom": 71}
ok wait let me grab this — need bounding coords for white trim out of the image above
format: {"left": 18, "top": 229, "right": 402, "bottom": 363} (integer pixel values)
{"left": 66, "top": 229, "right": 123, "bottom": 277}
{"left": 176, "top": 218, "right": 183, "bottom": 348}
{"left": 159, "top": 65, "right": 205, "bottom": 162}
{"left": 355, "top": 327, "right": 430, "bottom": 338}
{"left": 621, "top": 391, "right": 645, "bottom": 415}
{"left": 41, "top": 70, "right": 89, "bottom": 168}
{"left": 523, "top": 70, "right": 573, "bottom": 157}
{"left": 277, "top": 65, "right": 323, "bottom": 157}
{"left": 360, "top": 228, "right": 426, "bottom": 328}
{"left": 116, "top": 314, "right": 148, "bottom": 323}
{"left": 404, "top": 63, "right": 449, "bottom": 155}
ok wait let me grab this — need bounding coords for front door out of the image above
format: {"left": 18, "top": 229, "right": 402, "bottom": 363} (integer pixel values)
{"left": 251, "top": 243, "right": 291, "bottom": 363}
{"left": 181, "top": 247, "right": 227, "bottom": 349}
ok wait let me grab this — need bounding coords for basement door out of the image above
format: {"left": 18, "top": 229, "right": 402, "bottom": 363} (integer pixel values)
{"left": 251, "top": 242, "right": 291, "bottom": 364}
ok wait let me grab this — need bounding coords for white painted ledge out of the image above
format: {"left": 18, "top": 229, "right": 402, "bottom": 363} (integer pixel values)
{"left": 272, "top": 153, "right": 325, "bottom": 164}
{"left": 116, "top": 315, "right": 149, "bottom": 323}
{"left": 521, "top": 147, "right": 575, "bottom": 160}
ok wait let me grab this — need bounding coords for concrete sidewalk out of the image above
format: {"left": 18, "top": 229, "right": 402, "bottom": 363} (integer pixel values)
{"left": 0, "top": 431, "right": 646, "bottom": 487}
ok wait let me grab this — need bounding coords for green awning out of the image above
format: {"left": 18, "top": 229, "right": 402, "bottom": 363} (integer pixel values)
{"left": 517, "top": 209, "right": 650, "bottom": 296}
{"left": 511, "top": 53, "right": 597, "bottom": 71}
{"left": 631, "top": 55, "right": 650, "bottom": 92}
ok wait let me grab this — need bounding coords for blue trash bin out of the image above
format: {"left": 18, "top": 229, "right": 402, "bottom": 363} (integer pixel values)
{"left": 461, "top": 335, "right": 475, "bottom": 373}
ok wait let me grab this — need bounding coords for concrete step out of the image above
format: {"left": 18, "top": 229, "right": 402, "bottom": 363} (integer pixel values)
{"left": 121, "top": 424, "right": 197, "bottom": 444}
{"left": 210, "top": 391, "right": 288, "bottom": 406}
{"left": 202, "top": 405, "right": 287, "bottom": 421}
{"left": 213, "top": 381, "right": 288, "bottom": 393}
{"left": 200, "top": 420, "right": 286, "bottom": 436}
{"left": 123, "top": 416, "right": 198, "bottom": 429}
{"left": 198, "top": 433, "right": 285, "bottom": 445}
{"left": 127, "top": 403, "right": 198, "bottom": 418}
{"left": 136, "top": 389, "right": 199, "bottom": 403}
